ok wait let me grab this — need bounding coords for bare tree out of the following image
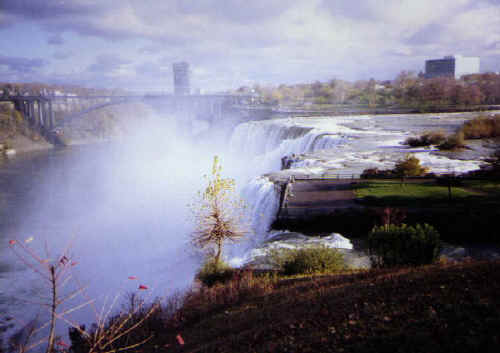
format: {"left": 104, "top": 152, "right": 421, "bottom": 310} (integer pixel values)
{"left": 8, "top": 238, "right": 158, "bottom": 353}
{"left": 190, "top": 156, "right": 246, "bottom": 266}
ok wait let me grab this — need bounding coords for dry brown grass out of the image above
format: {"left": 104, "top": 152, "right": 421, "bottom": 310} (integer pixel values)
{"left": 159, "top": 261, "right": 500, "bottom": 353}
{"left": 460, "top": 114, "right": 500, "bottom": 139}
{"left": 68, "top": 261, "right": 500, "bottom": 353}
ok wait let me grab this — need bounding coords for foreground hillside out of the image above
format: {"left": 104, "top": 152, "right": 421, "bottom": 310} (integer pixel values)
{"left": 68, "top": 261, "right": 500, "bottom": 352}
{"left": 150, "top": 261, "right": 499, "bottom": 353}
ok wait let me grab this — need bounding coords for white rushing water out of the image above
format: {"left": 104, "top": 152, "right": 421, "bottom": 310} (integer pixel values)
{"left": 229, "top": 116, "right": 370, "bottom": 172}
{"left": 230, "top": 114, "right": 487, "bottom": 178}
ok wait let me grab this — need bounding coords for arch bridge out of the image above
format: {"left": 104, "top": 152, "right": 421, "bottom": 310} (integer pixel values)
{"left": 0, "top": 93, "right": 253, "bottom": 132}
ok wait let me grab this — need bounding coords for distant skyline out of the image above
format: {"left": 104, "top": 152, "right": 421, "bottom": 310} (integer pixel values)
{"left": 0, "top": 0, "right": 499, "bottom": 92}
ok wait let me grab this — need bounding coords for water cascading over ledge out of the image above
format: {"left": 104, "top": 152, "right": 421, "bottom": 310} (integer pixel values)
{"left": 229, "top": 119, "right": 350, "bottom": 174}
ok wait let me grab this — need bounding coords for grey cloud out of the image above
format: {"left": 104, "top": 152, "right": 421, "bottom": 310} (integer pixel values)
{"left": 47, "top": 33, "right": 64, "bottom": 45}
{"left": 43, "top": 18, "right": 135, "bottom": 41}
{"left": 406, "top": 24, "right": 446, "bottom": 45}
{"left": 2, "top": 0, "right": 294, "bottom": 53}
{"left": 486, "top": 41, "right": 500, "bottom": 50}
{"left": 175, "top": 0, "right": 293, "bottom": 23}
{"left": 138, "top": 45, "right": 164, "bottom": 55}
{"left": 478, "top": 0, "right": 500, "bottom": 5}
{"left": 1, "top": 0, "right": 293, "bottom": 42}
{"left": 88, "top": 54, "right": 130, "bottom": 73}
{"left": 0, "top": 13, "right": 15, "bottom": 29}
{"left": 159, "top": 55, "right": 186, "bottom": 66}
{"left": 135, "top": 62, "right": 170, "bottom": 78}
{"left": 319, "top": 1, "right": 378, "bottom": 21}
{"left": 480, "top": 55, "right": 500, "bottom": 72}
{"left": 127, "top": 0, "right": 293, "bottom": 26}
{"left": 385, "top": 49, "right": 412, "bottom": 58}
{"left": 0, "top": 0, "right": 103, "bottom": 20}
{"left": 0, "top": 0, "right": 125, "bottom": 40}
{"left": 0, "top": 55, "right": 46, "bottom": 73}
{"left": 53, "top": 51, "right": 72, "bottom": 60}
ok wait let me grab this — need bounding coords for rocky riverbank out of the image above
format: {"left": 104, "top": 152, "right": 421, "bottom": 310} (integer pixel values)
{"left": 0, "top": 134, "right": 53, "bottom": 156}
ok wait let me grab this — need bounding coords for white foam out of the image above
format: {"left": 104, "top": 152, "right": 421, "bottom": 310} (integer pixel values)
{"left": 229, "top": 231, "right": 353, "bottom": 268}
{"left": 413, "top": 152, "right": 483, "bottom": 174}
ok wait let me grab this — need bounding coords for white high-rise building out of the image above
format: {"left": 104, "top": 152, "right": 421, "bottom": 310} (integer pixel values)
{"left": 425, "top": 55, "right": 480, "bottom": 79}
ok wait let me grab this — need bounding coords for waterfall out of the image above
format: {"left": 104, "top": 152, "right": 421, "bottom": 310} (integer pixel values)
{"left": 229, "top": 121, "right": 313, "bottom": 155}
{"left": 310, "top": 133, "right": 349, "bottom": 152}
{"left": 229, "top": 119, "right": 351, "bottom": 173}
{"left": 228, "top": 176, "right": 280, "bottom": 266}
{"left": 226, "top": 117, "right": 358, "bottom": 265}
{"left": 241, "top": 176, "right": 280, "bottom": 240}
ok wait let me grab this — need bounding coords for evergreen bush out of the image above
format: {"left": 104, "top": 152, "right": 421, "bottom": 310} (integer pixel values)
{"left": 393, "top": 154, "right": 429, "bottom": 177}
{"left": 196, "top": 258, "right": 235, "bottom": 287}
{"left": 273, "top": 245, "right": 346, "bottom": 275}
{"left": 368, "top": 223, "right": 442, "bottom": 267}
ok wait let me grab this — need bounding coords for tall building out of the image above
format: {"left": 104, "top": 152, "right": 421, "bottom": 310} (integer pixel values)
{"left": 425, "top": 55, "right": 480, "bottom": 79}
{"left": 172, "top": 62, "right": 190, "bottom": 95}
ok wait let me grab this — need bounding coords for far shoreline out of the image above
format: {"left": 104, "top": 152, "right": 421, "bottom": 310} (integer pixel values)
{"left": 269, "top": 104, "right": 500, "bottom": 117}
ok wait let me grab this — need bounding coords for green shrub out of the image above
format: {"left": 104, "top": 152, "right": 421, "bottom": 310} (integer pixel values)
{"left": 360, "top": 168, "right": 395, "bottom": 179}
{"left": 272, "top": 245, "right": 346, "bottom": 276}
{"left": 196, "top": 258, "right": 235, "bottom": 287}
{"left": 368, "top": 223, "right": 442, "bottom": 268}
{"left": 393, "top": 154, "right": 429, "bottom": 177}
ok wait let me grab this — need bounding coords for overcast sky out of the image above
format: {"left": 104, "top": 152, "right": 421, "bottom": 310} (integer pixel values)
{"left": 0, "top": 0, "right": 499, "bottom": 92}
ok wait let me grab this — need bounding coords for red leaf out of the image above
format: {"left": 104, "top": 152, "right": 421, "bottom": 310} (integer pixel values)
{"left": 176, "top": 334, "right": 185, "bottom": 345}
{"left": 128, "top": 276, "right": 137, "bottom": 280}
{"left": 56, "top": 340, "right": 69, "bottom": 347}
{"left": 9, "top": 240, "right": 16, "bottom": 245}
{"left": 138, "top": 284, "right": 148, "bottom": 290}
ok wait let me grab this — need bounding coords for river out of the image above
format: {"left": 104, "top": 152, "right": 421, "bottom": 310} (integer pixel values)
{"left": 0, "top": 109, "right": 495, "bottom": 346}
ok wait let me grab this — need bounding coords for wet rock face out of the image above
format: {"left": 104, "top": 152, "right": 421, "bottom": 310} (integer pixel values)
{"left": 264, "top": 232, "right": 353, "bottom": 249}
{"left": 281, "top": 154, "right": 300, "bottom": 170}
{"left": 243, "top": 231, "right": 371, "bottom": 270}
{"left": 439, "top": 243, "right": 500, "bottom": 262}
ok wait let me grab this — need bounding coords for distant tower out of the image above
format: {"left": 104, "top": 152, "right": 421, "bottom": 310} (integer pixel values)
{"left": 172, "top": 62, "right": 190, "bottom": 95}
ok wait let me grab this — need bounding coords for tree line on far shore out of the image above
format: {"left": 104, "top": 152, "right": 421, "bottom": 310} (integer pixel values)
{"left": 234, "top": 72, "right": 500, "bottom": 109}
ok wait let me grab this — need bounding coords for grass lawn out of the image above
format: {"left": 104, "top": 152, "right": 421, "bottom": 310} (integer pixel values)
{"left": 462, "top": 179, "right": 500, "bottom": 196}
{"left": 353, "top": 180, "right": 482, "bottom": 206}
